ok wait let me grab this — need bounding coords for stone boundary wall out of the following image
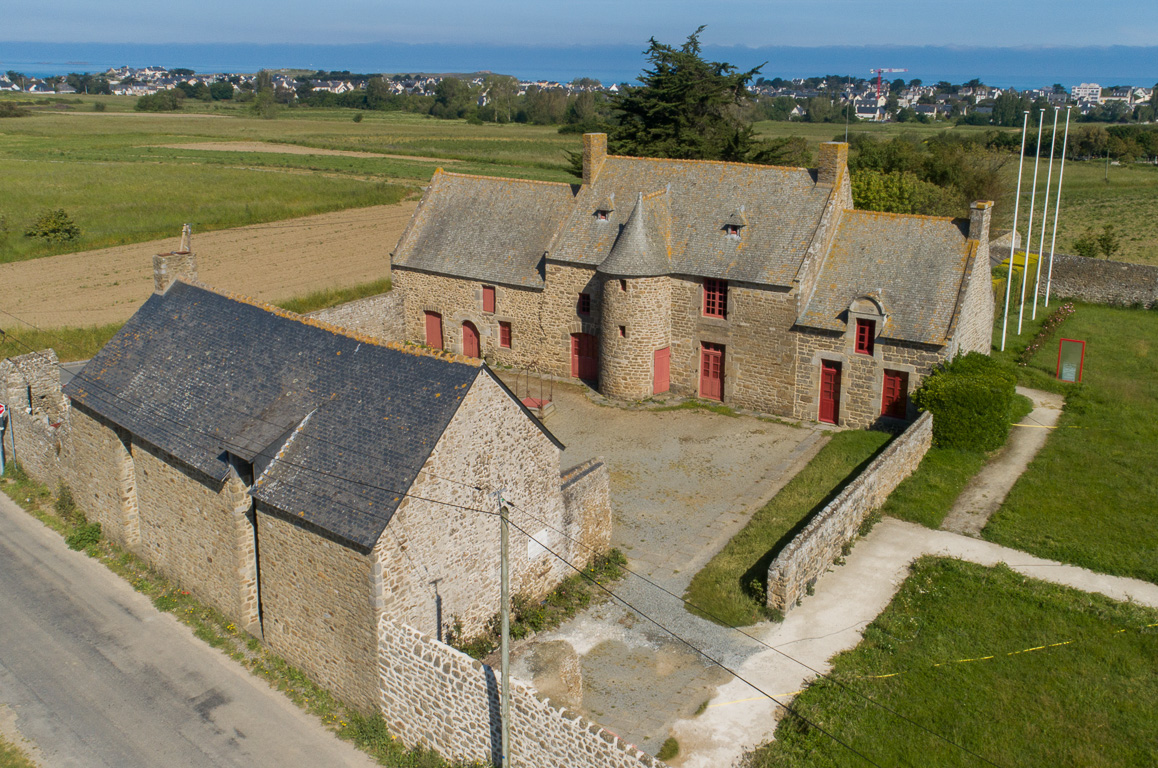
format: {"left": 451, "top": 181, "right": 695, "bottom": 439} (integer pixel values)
{"left": 378, "top": 619, "right": 666, "bottom": 768}
{"left": 990, "top": 233, "right": 1157, "bottom": 309}
{"left": 1, "top": 350, "right": 69, "bottom": 488}
{"left": 560, "top": 458, "right": 612, "bottom": 559}
{"left": 767, "top": 412, "right": 933, "bottom": 613}
{"left": 307, "top": 291, "right": 405, "bottom": 342}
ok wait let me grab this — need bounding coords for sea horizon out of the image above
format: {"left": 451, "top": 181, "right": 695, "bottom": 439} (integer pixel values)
{"left": 2, "top": 41, "right": 1155, "bottom": 90}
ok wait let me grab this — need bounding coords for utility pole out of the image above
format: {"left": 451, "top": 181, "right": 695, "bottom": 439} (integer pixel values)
{"left": 498, "top": 493, "right": 511, "bottom": 768}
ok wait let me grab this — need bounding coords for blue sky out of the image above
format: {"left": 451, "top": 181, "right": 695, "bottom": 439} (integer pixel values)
{"left": 6, "top": 0, "right": 1156, "bottom": 48}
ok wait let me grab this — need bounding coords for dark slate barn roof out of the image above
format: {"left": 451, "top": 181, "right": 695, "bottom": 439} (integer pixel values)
{"left": 550, "top": 156, "right": 830, "bottom": 286}
{"left": 391, "top": 169, "right": 577, "bottom": 289}
{"left": 64, "top": 281, "right": 485, "bottom": 551}
{"left": 797, "top": 211, "right": 973, "bottom": 345}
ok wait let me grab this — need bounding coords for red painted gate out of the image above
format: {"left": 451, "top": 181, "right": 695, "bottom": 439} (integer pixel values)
{"left": 462, "top": 321, "right": 480, "bottom": 358}
{"left": 819, "top": 361, "right": 841, "bottom": 424}
{"left": 699, "top": 343, "right": 724, "bottom": 401}
{"left": 570, "top": 333, "right": 599, "bottom": 381}
{"left": 424, "top": 311, "right": 443, "bottom": 349}
{"left": 653, "top": 347, "right": 670, "bottom": 394}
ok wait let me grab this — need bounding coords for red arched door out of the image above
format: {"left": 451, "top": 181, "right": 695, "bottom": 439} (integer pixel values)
{"left": 570, "top": 332, "right": 598, "bottom": 381}
{"left": 462, "top": 321, "right": 480, "bottom": 357}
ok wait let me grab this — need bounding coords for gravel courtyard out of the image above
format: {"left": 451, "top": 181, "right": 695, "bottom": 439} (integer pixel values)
{"left": 499, "top": 379, "right": 828, "bottom": 758}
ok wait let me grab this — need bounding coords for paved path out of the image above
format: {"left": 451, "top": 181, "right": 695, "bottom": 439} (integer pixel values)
{"left": 0, "top": 494, "right": 375, "bottom": 768}
{"left": 669, "top": 517, "right": 1158, "bottom": 768}
{"left": 941, "top": 386, "right": 1064, "bottom": 535}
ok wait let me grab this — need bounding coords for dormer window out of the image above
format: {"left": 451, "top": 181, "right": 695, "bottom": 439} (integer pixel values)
{"left": 724, "top": 224, "right": 741, "bottom": 239}
{"left": 595, "top": 196, "right": 615, "bottom": 221}
{"left": 723, "top": 209, "right": 748, "bottom": 240}
{"left": 855, "top": 319, "right": 875, "bottom": 355}
{"left": 596, "top": 209, "right": 610, "bottom": 221}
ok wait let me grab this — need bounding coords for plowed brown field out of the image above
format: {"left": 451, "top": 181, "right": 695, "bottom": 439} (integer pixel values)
{"left": 0, "top": 202, "right": 417, "bottom": 329}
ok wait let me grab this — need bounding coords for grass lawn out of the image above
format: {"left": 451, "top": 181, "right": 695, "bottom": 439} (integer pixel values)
{"left": 684, "top": 429, "right": 891, "bottom": 626}
{"left": 983, "top": 303, "right": 1158, "bottom": 583}
{"left": 747, "top": 557, "right": 1158, "bottom": 768}
{"left": 881, "top": 393, "right": 1033, "bottom": 529}
{"left": 0, "top": 736, "right": 37, "bottom": 768}
{"left": 0, "top": 323, "right": 124, "bottom": 363}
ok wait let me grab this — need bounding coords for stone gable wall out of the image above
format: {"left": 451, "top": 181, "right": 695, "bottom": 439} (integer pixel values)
{"left": 767, "top": 412, "right": 932, "bottom": 613}
{"left": 953, "top": 244, "right": 997, "bottom": 356}
{"left": 257, "top": 507, "right": 379, "bottom": 713}
{"left": 307, "top": 291, "right": 405, "bottom": 343}
{"left": 793, "top": 331, "right": 944, "bottom": 428}
{"left": 374, "top": 373, "right": 580, "bottom": 639}
{"left": 394, "top": 268, "right": 546, "bottom": 368}
{"left": 378, "top": 620, "right": 665, "bottom": 768}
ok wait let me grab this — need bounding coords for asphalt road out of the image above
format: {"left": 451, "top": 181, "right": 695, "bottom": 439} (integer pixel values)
{"left": 0, "top": 493, "right": 375, "bottom": 768}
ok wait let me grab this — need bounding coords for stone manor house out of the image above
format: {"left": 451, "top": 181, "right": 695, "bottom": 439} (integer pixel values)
{"left": 392, "top": 134, "right": 996, "bottom": 427}
{"left": 1, "top": 254, "right": 611, "bottom": 716}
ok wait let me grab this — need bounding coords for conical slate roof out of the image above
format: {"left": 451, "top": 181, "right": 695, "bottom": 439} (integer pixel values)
{"left": 597, "top": 192, "right": 669, "bottom": 277}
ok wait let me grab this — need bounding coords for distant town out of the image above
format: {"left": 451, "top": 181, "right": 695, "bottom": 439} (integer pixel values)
{"left": 1, "top": 65, "right": 1154, "bottom": 124}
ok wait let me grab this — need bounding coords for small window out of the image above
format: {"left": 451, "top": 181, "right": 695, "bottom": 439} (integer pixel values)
{"left": 882, "top": 370, "right": 909, "bottom": 418}
{"left": 577, "top": 292, "right": 591, "bottom": 315}
{"left": 618, "top": 325, "right": 626, "bottom": 338}
{"left": 619, "top": 279, "right": 627, "bottom": 292}
{"left": 855, "top": 319, "right": 875, "bottom": 355}
{"left": 595, "top": 209, "right": 609, "bottom": 221}
{"left": 499, "top": 321, "right": 512, "bottom": 348}
{"left": 703, "top": 278, "right": 728, "bottom": 319}
{"left": 724, "top": 224, "right": 741, "bottom": 239}
{"left": 482, "top": 285, "right": 496, "bottom": 314}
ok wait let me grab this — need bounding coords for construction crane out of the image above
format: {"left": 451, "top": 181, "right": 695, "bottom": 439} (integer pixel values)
{"left": 870, "top": 68, "right": 909, "bottom": 99}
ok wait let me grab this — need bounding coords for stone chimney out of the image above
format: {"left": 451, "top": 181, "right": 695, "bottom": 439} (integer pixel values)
{"left": 153, "top": 224, "right": 198, "bottom": 294}
{"left": 969, "top": 200, "right": 993, "bottom": 264}
{"left": 582, "top": 133, "right": 608, "bottom": 186}
{"left": 816, "top": 142, "right": 849, "bottom": 186}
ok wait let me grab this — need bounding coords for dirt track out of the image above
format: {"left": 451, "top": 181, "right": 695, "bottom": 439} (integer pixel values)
{"left": 157, "top": 141, "right": 459, "bottom": 164}
{"left": 0, "top": 202, "right": 417, "bottom": 329}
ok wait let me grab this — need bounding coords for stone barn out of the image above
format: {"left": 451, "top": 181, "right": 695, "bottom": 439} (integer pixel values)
{"left": 391, "top": 134, "right": 995, "bottom": 428}
{"left": 6, "top": 262, "right": 610, "bottom": 714}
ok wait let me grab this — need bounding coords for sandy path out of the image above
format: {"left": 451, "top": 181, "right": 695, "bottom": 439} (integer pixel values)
{"left": 157, "top": 141, "right": 458, "bottom": 164}
{"left": 0, "top": 202, "right": 416, "bottom": 329}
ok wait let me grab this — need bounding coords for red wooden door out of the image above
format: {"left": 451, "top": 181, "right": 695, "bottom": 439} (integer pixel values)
{"left": 462, "top": 321, "right": 480, "bottom": 357}
{"left": 570, "top": 333, "right": 599, "bottom": 380}
{"left": 819, "top": 361, "right": 841, "bottom": 424}
{"left": 653, "top": 347, "right": 670, "bottom": 394}
{"left": 424, "top": 311, "right": 443, "bottom": 349}
{"left": 699, "top": 343, "right": 724, "bottom": 401}
{"left": 881, "top": 370, "right": 909, "bottom": 418}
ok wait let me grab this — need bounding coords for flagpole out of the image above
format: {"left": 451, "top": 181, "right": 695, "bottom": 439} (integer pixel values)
{"left": 1001, "top": 111, "right": 1030, "bottom": 352}
{"left": 1031, "top": 107, "right": 1059, "bottom": 320}
{"left": 1017, "top": 108, "right": 1045, "bottom": 335}
{"left": 1045, "top": 107, "right": 1072, "bottom": 308}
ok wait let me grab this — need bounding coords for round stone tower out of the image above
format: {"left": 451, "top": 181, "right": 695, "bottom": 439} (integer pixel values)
{"left": 597, "top": 192, "right": 672, "bottom": 400}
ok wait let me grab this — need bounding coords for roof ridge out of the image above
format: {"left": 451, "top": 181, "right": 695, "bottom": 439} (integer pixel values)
{"left": 176, "top": 279, "right": 483, "bottom": 367}
{"left": 844, "top": 208, "right": 959, "bottom": 224}
{"left": 605, "top": 154, "right": 808, "bottom": 173}
{"left": 434, "top": 169, "right": 575, "bottom": 188}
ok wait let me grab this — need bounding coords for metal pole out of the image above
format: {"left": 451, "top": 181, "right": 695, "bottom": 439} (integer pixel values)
{"left": 1, "top": 421, "right": 6, "bottom": 476}
{"left": 1031, "top": 107, "right": 1060, "bottom": 320}
{"left": 1045, "top": 108, "right": 1072, "bottom": 307}
{"left": 1017, "top": 109, "right": 1045, "bottom": 335}
{"left": 1001, "top": 111, "right": 1030, "bottom": 352}
{"left": 499, "top": 497, "right": 511, "bottom": 768}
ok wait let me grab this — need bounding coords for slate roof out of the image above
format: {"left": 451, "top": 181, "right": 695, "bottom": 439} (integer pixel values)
{"left": 63, "top": 281, "right": 486, "bottom": 551}
{"left": 596, "top": 191, "right": 672, "bottom": 277}
{"left": 392, "top": 169, "right": 577, "bottom": 289}
{"left": 797, "top": 211, "right": 972, "bottom": 345}
{"left": 550, "top": 156, "right": 831, "bottom": 286}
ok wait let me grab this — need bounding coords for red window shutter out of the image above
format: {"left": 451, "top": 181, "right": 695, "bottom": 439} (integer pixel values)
{"left": 499, "top": 322, "right": 512, "bottom": 348}
{"left": 855, "top": 319, "right": 875, "bottom": 355}
{"left": 482, "top": 286, "right": 496, "bottom": 314}
{"left": 881, "top": 370, "right": 908, "bottom": 418}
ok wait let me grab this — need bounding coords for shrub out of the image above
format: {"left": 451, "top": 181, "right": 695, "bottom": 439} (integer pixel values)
{"left": 66, "top": 521, "right": 102, "bottom": 551}
{"left": 135, "top": 89, "right": 182, "bottom": 112}
{"left": 912, "top": 352, "right": 1016, "bottom": 451}
{"left": 0, "top": 102, "right": 31, "bottom": 117}
{"left": 25, "top": 208, "right": 81, "bottom": 242}
{"left": 352, "top": 112, "right": 363, "bottom": 123}
{"left": 93, "top": 101, "right": 106, "bottom": 112}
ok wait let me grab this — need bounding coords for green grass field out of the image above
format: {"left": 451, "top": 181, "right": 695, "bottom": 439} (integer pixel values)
{"left": 684, "top": 430, "right": 891, "bottom": 626}
{"left": 983, "top": 303, "right": 1158, "bottom": 583}
{"left": 747, "top": 557, "right": 1158, "bottom": 768}
{"left": 0, "top": 735, "right": 37, "bottom": 768}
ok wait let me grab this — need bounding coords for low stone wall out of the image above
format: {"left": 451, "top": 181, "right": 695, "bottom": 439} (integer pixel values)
{"left": 767, "top": 412, "right": 933, "bottom": 613}
{"left": 560, "top": 458, "right": 612, "bottom": 561}
{"left": 307, "top": 291, "right": 404, "bottom": 342}
{"left": 1044, "top": 253, "right": 1158, "bottom": 309}
{"left": 1, "top": 350, "right": 69, "bottom": 488}
{"left": 378, "top": 619, "right": 665, "bottom": 768}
